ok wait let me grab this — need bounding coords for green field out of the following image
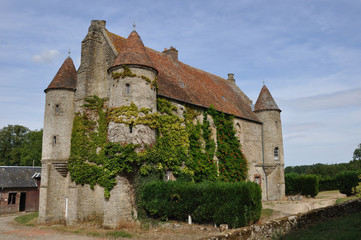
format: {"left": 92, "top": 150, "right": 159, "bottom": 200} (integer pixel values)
{"left": 278, "top": 212, "right": 361, "bottom": 240}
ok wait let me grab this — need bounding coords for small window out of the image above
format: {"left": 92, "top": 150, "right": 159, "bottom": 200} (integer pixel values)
{"left": 129, "top": 124, "right": 133, "bottom": 133}
{"left": 53, "top": 136, "right": 57, "bottom": 145}
{"left": 126, "top": 83, "right": 130, "bottom": 95}
{"left": 274, "top": 147, "right": 279, "bottom": 160}
{"left": 254, "top": 175, "right": 261, "bottom": 186}
{"left": 55, "top": 104, "right": 60, "bottom": 113}
{"left": 8, "top": 192, "right": 16, "bottom": 205}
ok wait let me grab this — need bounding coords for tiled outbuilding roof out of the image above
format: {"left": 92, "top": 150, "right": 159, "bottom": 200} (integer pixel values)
{"left": 106, "top": 30, "right": 260, "bottom": 123}
{"left": 0, "top": 166, "right": 41, "bottom": 188}
{"left": 45, "top": 57, "right": 77, "bottom": 92}
{"left": 110, "top": 30, "right": 156, "bottom": 71}
{"left": 254, "top": 85, "right": 281, "bottom": 112}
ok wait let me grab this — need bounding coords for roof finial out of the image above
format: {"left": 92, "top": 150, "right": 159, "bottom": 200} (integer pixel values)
{"left": 68, "top": 48, "right": 71, "bottom": 57}
{"left": 262, "top": 80, "right": 265, "bottom": 86}
{"left": 132, "top": 21, "right": 136, "bottom": 30}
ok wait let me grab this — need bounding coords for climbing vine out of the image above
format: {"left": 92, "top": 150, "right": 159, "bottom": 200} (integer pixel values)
{"left": 208, "top": 106, "right": 248, "bottom": 182}
{"left": 111, "top": 65, "right": 157, "bottom": 90}
{"left": 69, "top": 96, "right": 248, "bottom": 198}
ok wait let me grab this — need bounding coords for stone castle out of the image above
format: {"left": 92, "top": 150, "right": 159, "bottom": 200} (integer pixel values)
{"left": 39, "top": 20, "right": 285, "bottom": 227}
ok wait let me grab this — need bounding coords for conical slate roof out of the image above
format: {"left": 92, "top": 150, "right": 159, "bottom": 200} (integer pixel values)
{"left": 254, "top": 85, "right": 281, "bottom": 112}
{"left": 45, "top": 57, "right": 77, "bottom": 92}
{"left": 110, "top": 30, "right": 156, "bottom": 71}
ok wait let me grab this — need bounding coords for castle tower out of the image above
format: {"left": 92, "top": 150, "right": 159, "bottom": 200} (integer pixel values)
{"left": 39, "top": 57, "right": 77, "bottom": 222}
{"left": 107, "top": 30, "right": 158, "bottom": 146}
{"left": 100, "top": 30, "right": 158, "bottom": 228}
{"left": 254, "top": 85, "right": 285, "bottom": 200}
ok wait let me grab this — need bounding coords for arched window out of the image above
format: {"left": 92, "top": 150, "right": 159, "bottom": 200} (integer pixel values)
{"left": 274, "top": 147, "right": 279, "bottom": 160}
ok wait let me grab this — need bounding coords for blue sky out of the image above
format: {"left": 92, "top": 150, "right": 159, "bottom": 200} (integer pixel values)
{"left": 1, "top": 0, "right": 360, "bottom": 167}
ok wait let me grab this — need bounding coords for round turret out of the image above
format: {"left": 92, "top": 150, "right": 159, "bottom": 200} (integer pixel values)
{"left": 254, "top": 85, "right": 285, "bottom": 200}
{"left": 42, "top": 57, "right": 76, "bottom": 164}
{"left": 107, "top": 30, "right": 158, "bottom": 146}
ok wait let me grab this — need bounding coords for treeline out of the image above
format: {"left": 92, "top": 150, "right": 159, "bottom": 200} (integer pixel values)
{"left": 0, "top": 125, "right": 42, "bottom": 166}
{"left": 285, "top": 143, "right": 361, "bottom": 194}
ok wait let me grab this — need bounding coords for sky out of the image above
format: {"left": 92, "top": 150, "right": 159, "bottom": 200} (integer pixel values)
{"left": 0, "top": 0, "right": 360, "bottom": 167}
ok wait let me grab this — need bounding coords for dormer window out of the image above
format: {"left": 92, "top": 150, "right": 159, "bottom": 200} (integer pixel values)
{"left": 274, "top": 147, "right": 279, "bottom": 160}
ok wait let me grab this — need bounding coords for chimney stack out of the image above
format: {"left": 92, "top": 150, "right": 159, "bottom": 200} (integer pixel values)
{"left": 163, "top": 46, "right": 178, "bottom": 61}
{"left": 227, "top": 73, "right": 235, "bottom": 83}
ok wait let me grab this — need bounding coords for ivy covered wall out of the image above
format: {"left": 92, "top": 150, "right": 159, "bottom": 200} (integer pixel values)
{"left": 68, "top": 95, "right": 248, "bottom": 197}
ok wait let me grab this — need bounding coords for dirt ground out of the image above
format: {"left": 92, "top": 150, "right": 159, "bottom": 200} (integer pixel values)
{"left": 0, "top": 191, "right": 352, "bottom": 240}
{"left": 261, "top": 190, "right": 348, "bottom": 222}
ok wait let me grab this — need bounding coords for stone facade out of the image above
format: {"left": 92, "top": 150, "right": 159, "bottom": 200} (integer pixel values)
{"left": 39, "top": 20, "right": 285, "bottom": 227}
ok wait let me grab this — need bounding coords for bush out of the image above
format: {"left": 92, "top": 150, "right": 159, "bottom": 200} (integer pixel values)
{"left": 285, "top": 173, "right": 319, "bottom": 197}
{"left": 319, "top": 176, "right": 338, "bottom": 191}
{"left": 285, "top": 173, "right": 300, "bottom": 195}
{"left": 300, "top": 174, "right": 319, "bottom": 197}
{"left": 336, "top": 170, "right": 361, "bottom": 196}
{"left": 139, "top": 181, "right": 262, "bottom": 228}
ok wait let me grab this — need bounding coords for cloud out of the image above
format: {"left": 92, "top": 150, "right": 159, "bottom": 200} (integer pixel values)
{"left": 32, "top": 49, "right": 60, "bottom": 63}
{"left": 285, "top": 88, "right": 361, "bottom": 111}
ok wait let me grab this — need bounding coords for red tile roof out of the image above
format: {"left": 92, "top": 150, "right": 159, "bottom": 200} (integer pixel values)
{"left": 106, "top": 30, "right": 260, "bottom": 123}
{"left": 254, "top": 85, "right": 281, "bottom": 112}
{"left": 45, "top": 57, "right": 77, "bottom": 92}
{"left": 110, "top": 30, "right": 156, "bottom": 71}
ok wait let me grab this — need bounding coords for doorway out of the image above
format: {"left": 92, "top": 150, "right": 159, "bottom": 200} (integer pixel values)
{"left": 19, "top": 192, "right": 26, "bottom": 212}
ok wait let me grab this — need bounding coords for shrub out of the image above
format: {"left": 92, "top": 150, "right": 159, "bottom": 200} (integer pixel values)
{"left": 285, "top": 173, "right": 319, "bottom": 197}
{"left": 139, "top": 180, "right": 262, "bottom": 228}
{"left": 336, "top": 170, "right": 361, "bottom": 196}
{"left": 285, "top": 173, "right": 300, "bottom": 195}
{"left": 300, "top": 174, "right": 319, "bottom": 197}
{"left": 319, "top": 176, "right": 338, "bottom": 191}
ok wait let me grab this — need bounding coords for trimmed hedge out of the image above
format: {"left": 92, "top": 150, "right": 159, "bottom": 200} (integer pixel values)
{"left": 139, "top": 181, "right": 262, "bottom": 228}
{"left": 336, "top": 170, "right": 361, "bottom": 196}
{"left": 319, "top": 177, "right": 338, "bottom": 191}
{"left": 285, "top": 173, "right": 319, "bottom": 197}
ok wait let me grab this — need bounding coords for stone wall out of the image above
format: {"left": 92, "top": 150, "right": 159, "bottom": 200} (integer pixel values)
{"left": 201, "top": 199, "right": 361, "bottom": 240}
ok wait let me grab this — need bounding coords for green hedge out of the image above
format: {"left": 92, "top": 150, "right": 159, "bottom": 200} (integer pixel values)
{"left": 319, "top": 177, "right": 338, "bottom": 191}
{"left": 139, "top": 181, "right": 262, "bottom": 228}
{"left": 336, "top": 170, "right": 361, "bottom": 196}
{"left": 285, "top": 173, "right": 319, "bottom": 197}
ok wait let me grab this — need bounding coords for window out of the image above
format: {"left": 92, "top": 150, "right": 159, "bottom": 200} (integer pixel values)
{"left": 126, "top": 83, "right": 130, "bottom": 95}
{"left": 53, "top": 136, "right": 57, "bottom": 145}
{"left": 129, "top": 124, "right": 133, "bottom": 133}
{"left": 274, "top": 147, "right": 279, "bottom": 160}
{"left": 55, "top": 104, "right": 60, "bottom": 113}
{"left": 8, "top": 192, "right": 16, "bottom": 205}
{"left": 254, "top": 175, "right": 261, "bottom": 186}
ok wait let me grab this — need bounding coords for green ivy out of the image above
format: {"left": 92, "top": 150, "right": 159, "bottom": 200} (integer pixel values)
{"left": 69, "top": 97, "right": 248, "bottom": 198}
{"left": 111, "top": 65, "right": 157, "bottom": 90}
{"left": 208, "top": 106, "right": 248, "bottom": 182}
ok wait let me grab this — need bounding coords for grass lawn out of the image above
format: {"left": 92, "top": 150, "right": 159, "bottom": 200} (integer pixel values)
{"left": 15, "top": 212, "right": 38, "bottom": 226}
{"left": 278, "top": 212, "right": 361, "bottom": 240}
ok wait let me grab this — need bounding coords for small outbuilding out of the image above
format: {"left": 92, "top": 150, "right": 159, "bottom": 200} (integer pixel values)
{"left": 0, "top": 166, "right": 41, "bottom": 214}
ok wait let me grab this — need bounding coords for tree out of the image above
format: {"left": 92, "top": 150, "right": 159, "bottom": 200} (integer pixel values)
{"left": 353, "top": 143, "right": 361, "bottom": 161}
{"left": 0, "top": 125, "right": 30, "bottom": 165}
{"left": 20, "top": 129, "right": 43, "bottom": 166}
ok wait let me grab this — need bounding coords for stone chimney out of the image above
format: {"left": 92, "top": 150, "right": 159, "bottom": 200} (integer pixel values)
{"left": 227, "top": 73, "right": 235, "bottom": 83}
{"left": 89, "top": 20, "right": 106, "bottom": 32}
{"left": 163, "top": 46, "right": 178, "bottom": 61}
